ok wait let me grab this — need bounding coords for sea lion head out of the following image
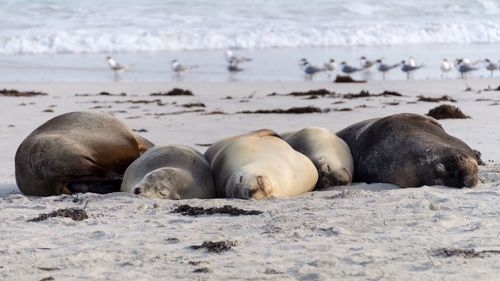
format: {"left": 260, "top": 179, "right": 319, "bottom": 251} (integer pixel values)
{"left": 226, "top": 166, "right": 274, "bottom": 199}
{"left": 315, "top": 158, "right": 352, "bottom": 188}
{"left": 433, "top": 151, "right": 479, "bottom": 188}
{"left": 131, "top": 167, "right": 192, "bottom": 199}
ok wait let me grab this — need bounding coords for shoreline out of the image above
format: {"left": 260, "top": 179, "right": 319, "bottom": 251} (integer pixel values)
{"left": 1, "top": 44, "right": 500, "bottom": 82}
{"left": 1, "top": 77, "right": 499, "bottom": 93}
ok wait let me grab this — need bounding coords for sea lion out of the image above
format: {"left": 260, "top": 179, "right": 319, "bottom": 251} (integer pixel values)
{"left": 281, "top": 127, "right": 353, "bottom": 188}
{"left": 15, "top": 111, "right": 154, "bottom": 196}
{"left": 205, "top": 129, "right": 318, "bottom": 199}
{"left": 337, "top": 113, "right": 480, "bottom": 188}
{"left": 121, "top": 145, "right": 216, "bottom": 199}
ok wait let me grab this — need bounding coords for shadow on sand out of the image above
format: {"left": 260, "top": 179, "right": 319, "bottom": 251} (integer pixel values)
{"left": 0, "top": 184, "right": 20, "bottom": 198}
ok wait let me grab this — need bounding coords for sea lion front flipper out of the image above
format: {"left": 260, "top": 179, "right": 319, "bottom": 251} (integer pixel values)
{"left": 134, "top": 134, "right": 155, "bottom": 153}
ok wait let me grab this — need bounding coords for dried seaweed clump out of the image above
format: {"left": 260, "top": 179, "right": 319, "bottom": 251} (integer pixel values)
{"left": 172, "top": 204, "right": 262, "bottom": 216}
{"left": 28, "top": 208, "right": 88, "bottom": 222}
{"left": 417, "top": 95, "right": 456, "bottom": 102}
{"left": 190, "top": 241, "right": 237, "bottom": 253}
{"left": 0, "top": 89, "right": 48, "bottom": 97}
{"left": 238, "top": 106, "right": 323, "bottom": 114}
{"left": 434, "top": 248, "right": 500, "bottom": 258}
{"left": 334, "top": 75, "right": 366, "bottom": 83}
{"left": 150, "top": 88, "right": 194, "bottom": 96}
{"left": 426, "top": 104, "right": 470, "bottom": 120}
{"left": 284, "top": 89, "right": 334, "bottom": 97}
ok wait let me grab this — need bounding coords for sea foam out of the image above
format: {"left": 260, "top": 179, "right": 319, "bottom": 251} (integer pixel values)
{"left": 1, "top": 0, "right": 499, "bottom": 54}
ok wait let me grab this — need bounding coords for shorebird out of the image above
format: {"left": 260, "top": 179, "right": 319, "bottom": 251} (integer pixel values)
{"left": 484, "top": 59, "right": 499, "bottom": 77}
{"left": 454, "top": 58, "right": 482, "bottom": 68}
{"left": 340, "top": 62, "right": 362, "bottom": 75}
{"left": 360, "top": 56, "right": 378, "bottom": 70}
{"left": 171, "top": 59, "right": 198, "bottom": 75}
{"left": 106, "top": 56, "right": 127, "bottom": 73}
{"left": 408, "top": 56, "right": 416, "bottom": 67}
{"left": 323, "top": 58, "right": 336, "bottom": 77}
{"left": 455, "top": 59, "right": 478, "bottom": 79}
{"left": 225, "top": 49, "right": 252, "bottom": 64}
{"left": 323, "top": 58, "right": 336, "bottom": 71}
{"left": 401, "top": 60, "right": 424, "bottom": 79}
{"left": 227, "top": 58, "right": 244, "bottom": 72}
{"left": 455, "top": 58, "right": 471, "bottom": 67}
{"left": 375, "top": 59, "right": 400, "bottom": 80}
{"left": 299, "top": 58, "right": 324, "bottom": 79}
{"left": 440, "top": 59, "right": 454, "bottom": 78}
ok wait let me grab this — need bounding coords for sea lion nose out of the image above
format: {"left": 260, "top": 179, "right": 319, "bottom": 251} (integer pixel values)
{"left": 463, "top": 175, "right": 478, "bottom": 188}
{"left": 134, "top": 188, "right": 142, "bottom": 195}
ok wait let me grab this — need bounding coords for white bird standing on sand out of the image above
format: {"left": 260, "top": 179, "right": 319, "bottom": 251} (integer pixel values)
{"left": 440, "top": 59, "right": 453, "bottom": 78}
{"left": 225, "top": 49, "right": 252, "bottom": 64}
{"left": 340, "top": 62, "right": 362, "bottom": 75}
{"left": 455, "top": 59, "right": 478, "bottom": 79}
{"left": 408, "top": 56, "right": 416, "bottom": 67}
{"left": 171, "top": 59, "right": 198, "bottom": 75}
{"left": 401, "top": 59, "right": 424, "bottom": 79}
{"left": 106, "top": 56, "right": 127, "bottom": 73}
{"left": 323, "top": 58, "right": 336, "bottom": 76}
{"left": 375, "top": 59, "right": 400, "bottom": 80}
{"left": 299, "top": 58, "right": 324, "bottom": 79}
{"left": 484, "top": 59, "right": 499, "bottom": 78}
{"left": 360, "top": 56, "right": 378, "bottom": 70}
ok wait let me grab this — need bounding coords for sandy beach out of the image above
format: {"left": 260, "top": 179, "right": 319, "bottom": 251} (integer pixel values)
{"left": 1, "top": 79, "right": 500, "bottom": 280}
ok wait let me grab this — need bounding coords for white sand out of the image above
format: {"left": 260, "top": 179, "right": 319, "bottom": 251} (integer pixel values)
{"left": 1, "top": 79, "right": 499, "bottom": 280}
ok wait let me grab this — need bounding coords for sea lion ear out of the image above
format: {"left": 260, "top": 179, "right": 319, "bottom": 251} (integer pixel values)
{"left": 434, "top": 163, "right": 446, "bottom": 177}
{"left": 473, "top": 149, "right": 484, "bottom": 165}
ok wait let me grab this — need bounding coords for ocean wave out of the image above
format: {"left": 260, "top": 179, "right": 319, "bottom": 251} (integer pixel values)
{"left": 1, "top": 22, "right": 500, "bottom": 54}
{"left": 1, "top": 0, "right": 500, "bottom": 54}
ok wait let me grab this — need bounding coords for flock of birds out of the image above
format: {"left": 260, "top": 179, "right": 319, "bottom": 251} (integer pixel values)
{"left": 105, "top": 49, "right": 252, "bottom": 78}
{"left": 106, "top": 50, "right": 500, "bottom": 80}
{"left": 300, "top": 57, "right": 500, "bottom": 80}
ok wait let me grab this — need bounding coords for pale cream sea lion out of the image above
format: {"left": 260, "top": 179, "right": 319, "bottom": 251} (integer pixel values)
{"left": 121, "top": 145, "right": 216, "bottom": 199}
{"left": 205, "top": 129, "right": 318, "bottom": 199}
{"left": 337, "top": 113, "right": 480, "bottom": 188}
{"left": 281, "top": 127, "right": 354, "bottom": 189}
{"left": 15, "top": 111, "right": 154, "bottom": 196}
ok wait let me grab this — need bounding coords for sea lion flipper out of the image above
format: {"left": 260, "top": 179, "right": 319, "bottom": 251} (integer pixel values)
{"left": 67, "top": 178, "right": 123, "bottom": 194}
{"left": 134, "top": 134, "right": 155, "bottom": 153}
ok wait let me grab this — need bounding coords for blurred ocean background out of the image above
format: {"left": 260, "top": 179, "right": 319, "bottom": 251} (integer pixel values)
{"left": 1, "top": 0, "right": 499, "bottom": 81}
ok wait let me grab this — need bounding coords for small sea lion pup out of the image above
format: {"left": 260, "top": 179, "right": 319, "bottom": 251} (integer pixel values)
{"left": 15, "top": 111, "right": 154, "bottom": 196}
{"left": 121, "top": 145, "right": 216, "bottom": 199}
{"left": 281, "top": 127, "right": 354, "bottom": 189}
{"left": 337, "top": 113, "right": 480, "bottom": 188}
{"left": 205, "top": 129, "right": 318, "bottom": 199}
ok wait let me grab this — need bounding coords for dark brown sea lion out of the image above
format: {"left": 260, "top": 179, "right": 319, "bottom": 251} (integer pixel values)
{"left": 337, "top": 113, "right": 480, "bottom": 188}
{"left": 15, "top": 111, "right": 154, "bottom": 196}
